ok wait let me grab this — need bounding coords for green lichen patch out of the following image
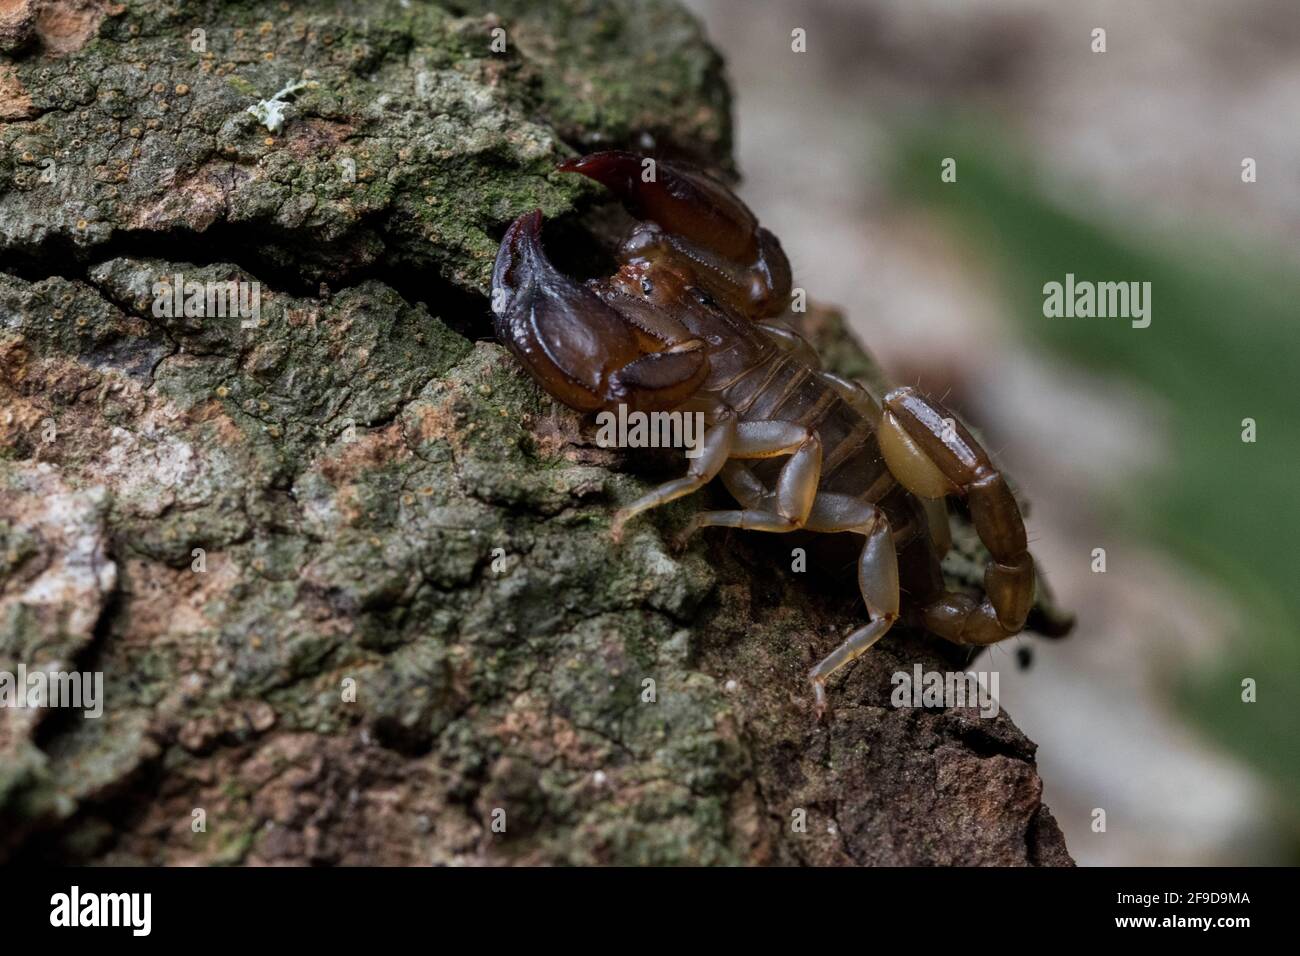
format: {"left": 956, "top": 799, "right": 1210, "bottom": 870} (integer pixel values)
{"left": 0, "top": 0, "right": 731, "bottom": 292}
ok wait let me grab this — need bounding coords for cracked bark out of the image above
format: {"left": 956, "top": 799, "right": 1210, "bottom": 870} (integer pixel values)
{"left": 0, "top": 0, "right": 1072, "bottom": 865}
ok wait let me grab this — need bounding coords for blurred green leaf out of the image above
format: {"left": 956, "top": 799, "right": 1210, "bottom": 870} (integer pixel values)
{"left": 892, "top": 126, "right": 1300, "bottom": 816}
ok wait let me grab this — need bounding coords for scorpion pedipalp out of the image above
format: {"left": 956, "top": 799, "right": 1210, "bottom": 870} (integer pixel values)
{"left": 492, "top": 209, "right": 709, "bottom": 414}
{"left": 558, "top": 151, "right": 792, "bottom": 319}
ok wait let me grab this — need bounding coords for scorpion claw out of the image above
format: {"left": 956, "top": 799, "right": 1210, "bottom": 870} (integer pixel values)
{"left": 558, "top": 150, "right": 792, "bottom": 319}
{"left": 558, "top": 151, "right": 758, "bottom": 261}
{"left": 493, "top": 210, "right": 710, "bottom": 415}
{"left": 493, "top": 210, "right": 656, "bottom": 413}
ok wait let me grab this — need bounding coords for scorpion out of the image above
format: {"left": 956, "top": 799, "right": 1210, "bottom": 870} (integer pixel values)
{"left": 492, "top": 151, "right": 1070, "bottom": 718}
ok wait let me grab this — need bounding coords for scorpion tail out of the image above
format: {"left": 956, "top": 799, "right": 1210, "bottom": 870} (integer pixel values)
{"left": 492, "top": 210, "right": 642, "bottom": 412}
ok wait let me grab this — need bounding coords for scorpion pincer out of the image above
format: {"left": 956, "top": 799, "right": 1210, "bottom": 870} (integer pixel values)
{"left": 491, "top": 150, "right": 1070, "bottom": 719}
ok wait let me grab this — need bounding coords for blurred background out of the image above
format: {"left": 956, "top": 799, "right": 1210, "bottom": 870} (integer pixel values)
{"left": 683, "top": 0, "right": 1299, "bottom": 865}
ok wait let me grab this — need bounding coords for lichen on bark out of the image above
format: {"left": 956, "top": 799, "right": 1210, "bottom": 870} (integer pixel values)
{"left": 0, "top": 0, "right": 1070, "bottom": 865}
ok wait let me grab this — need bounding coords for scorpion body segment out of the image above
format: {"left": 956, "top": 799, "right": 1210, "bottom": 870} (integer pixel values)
{"left": 492, "top": 150, "right": 1068, "bottom": 718}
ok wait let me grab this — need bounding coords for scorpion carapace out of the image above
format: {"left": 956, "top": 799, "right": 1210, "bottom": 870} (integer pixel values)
{"left": 492, "top": 149, "right": 1070, "bottom": 718}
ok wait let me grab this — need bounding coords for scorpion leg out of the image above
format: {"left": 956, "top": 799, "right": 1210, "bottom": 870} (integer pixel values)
{"left": 678, "top": 421, "right": 822, "bottom": 538}
{"left": 878, "top": 387, "right": 1034, "bottom": 645}
{"left": 717, "top": 459, "right": 771, "bottom": 511}
{"left": 803, "top": 494, "right": 900, "bottom": 720}
{"left": 716, "top": 457, "right": 944, "bottom": 559}
{"left": 699, "top": 478, "right": 904, "bottom": 718}
{"left": 610, "top": 408, "right": 736, "bottom": 542}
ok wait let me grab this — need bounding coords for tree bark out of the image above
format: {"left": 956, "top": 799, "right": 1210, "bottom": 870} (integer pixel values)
{"left": 0, "top": 0, "right": 1071, "bottom": 865}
